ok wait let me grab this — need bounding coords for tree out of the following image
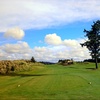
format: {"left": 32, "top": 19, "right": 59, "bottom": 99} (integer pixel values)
{"left": 81, "top": 20, "right": 100, "bottom": 69}
{"left": 31, "top": 56, "right": 36, "bottom": 63}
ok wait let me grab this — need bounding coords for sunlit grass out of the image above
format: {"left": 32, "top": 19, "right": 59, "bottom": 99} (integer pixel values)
{"left": 0, "top": 63, "right": 100, "bottom": 100}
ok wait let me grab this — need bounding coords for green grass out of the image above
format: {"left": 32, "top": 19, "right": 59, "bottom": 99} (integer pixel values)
{"left": 0, "top": 63, "right": 100, "bottom": 100}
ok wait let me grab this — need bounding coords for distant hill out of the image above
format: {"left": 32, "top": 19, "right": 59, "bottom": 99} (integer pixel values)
{"left": 40, "top": 61, "right": 56, "bottom": 65}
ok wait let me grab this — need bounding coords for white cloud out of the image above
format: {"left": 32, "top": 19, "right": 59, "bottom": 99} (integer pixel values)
{"left": 0, "top": 34, "right": 91, "bottom": 62}
{"left": 44, "top": 33, "right": 91, "bottom": 61}
{"left": 45, "top": 33, "right": 62, "bottom": 45}
{"left": 4, "top": 27, "right": 25, "bottom": 40}
{"left": 0, "top": 0, "right": 100, "bottom": 32}
{"left": 63, "top": 39, "right": 79, "bottom": 47}
{"left": 0, "top": 41, "right": 32, "bottom": 60}
{"left": 33, "top": 45, "right": 90, "bottom": 62}
{"left": 45, "top": 33, "right": 83, "bottom": 47}
{"left": 1, "top": 41, "right": 31, "bottom": 54}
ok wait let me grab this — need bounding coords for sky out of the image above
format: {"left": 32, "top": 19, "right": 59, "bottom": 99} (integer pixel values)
{"left": 0, "top": 0, "right": 100, "bottom": 62}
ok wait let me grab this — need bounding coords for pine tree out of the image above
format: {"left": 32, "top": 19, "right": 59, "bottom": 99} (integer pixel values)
{"left": 81, "top": 20, "right": 100, "bottom": 69}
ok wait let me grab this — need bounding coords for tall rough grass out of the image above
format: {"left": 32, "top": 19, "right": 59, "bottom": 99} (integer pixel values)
{"left": 0, "top": 60, "right": 43, "bottom": 74}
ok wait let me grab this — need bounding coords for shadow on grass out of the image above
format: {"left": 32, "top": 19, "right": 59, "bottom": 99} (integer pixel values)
{"left": 86, "top": 68, "right": 96, "bottom": 70}
{"left": 0, "top": 72, "right": 69, "bottom": 77}
{"left": 0, "top": 73, "right": 49, "bottom": 77}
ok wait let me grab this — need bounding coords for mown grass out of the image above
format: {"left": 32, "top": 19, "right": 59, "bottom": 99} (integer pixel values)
{"left": 0, "top": 62, "right": 100, "bottom": 100}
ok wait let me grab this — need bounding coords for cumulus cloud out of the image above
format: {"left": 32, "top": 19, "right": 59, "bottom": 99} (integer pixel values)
{"left": 0, "top": 41, "right": 32, "bottom": 60}
{"left": 4, "top": 27, "right": 25, "bottom": 40}
{"left": 63, "top": 39, "right": 79, "bottom": 47}
{"left": 1, "top": 41, "right": 31, "bottom": 53}
{"left": 33, "top": 45, "right": 90, "bottom": 62}
{"left": 43, "top": 33, "right": 91, "bottom": 61}
{"left": 0, "top": 34, "right": 91, "bottom": 62}
{"left": 45, "top": 33, "right": 62, "bottom": 45}
{"left": 0, "top": 0, "right": 100, "bottom": 32}
{"left": 45, "top": 33, "right": 83, "bottom": 47}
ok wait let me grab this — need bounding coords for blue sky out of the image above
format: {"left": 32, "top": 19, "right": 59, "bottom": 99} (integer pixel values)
{"left": 23, "top": 21, "right": 93, "bottom": 48}
{"left": 0, "top": 0, "right": 100, "bottom": 62}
